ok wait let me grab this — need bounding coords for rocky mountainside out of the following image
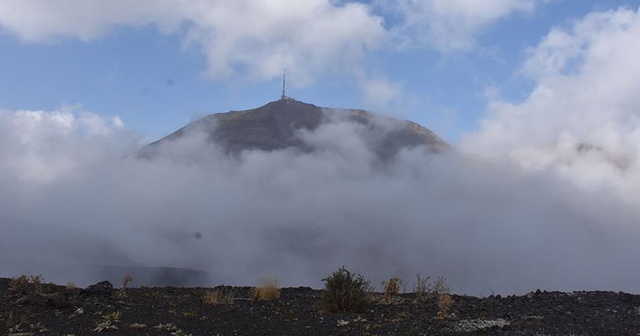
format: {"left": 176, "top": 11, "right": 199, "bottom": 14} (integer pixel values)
{"left": 137, "top": 98, "right": 448, "bottom": 160}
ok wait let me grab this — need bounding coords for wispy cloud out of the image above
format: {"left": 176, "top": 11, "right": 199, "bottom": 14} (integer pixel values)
{"left": 464, "top": 6, "right": 640, "bottom": 201}
{"left": 378, "top": 0, "right": 541, "bottom": 51}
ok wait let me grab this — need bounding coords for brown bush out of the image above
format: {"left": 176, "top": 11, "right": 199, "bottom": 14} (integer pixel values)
{"left": 249, "top": 278, "right": 280, "bottom": 301}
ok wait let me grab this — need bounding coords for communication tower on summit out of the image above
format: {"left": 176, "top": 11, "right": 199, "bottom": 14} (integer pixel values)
{"left": 281, "top": 69, "right": 288, "bottom": 100}
{"left": 279, "top": 68, "right": 295, "bottom": 101}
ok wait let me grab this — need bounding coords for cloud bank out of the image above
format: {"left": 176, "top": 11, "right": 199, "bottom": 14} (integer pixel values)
{"left": 1, "top": 103, "right": 640, "bottom": 296}
{"left": 464, "top": 6, "right": 640, "bottom": 202}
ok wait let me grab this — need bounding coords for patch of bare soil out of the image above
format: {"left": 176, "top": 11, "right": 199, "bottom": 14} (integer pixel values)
{"left": 1, "top": 277, "right": 639, "bottom": 336}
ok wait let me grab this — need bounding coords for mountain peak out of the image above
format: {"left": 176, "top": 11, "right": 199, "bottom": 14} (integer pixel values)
{"left": 138, "top": 100, "right": 448, "bottom": 160}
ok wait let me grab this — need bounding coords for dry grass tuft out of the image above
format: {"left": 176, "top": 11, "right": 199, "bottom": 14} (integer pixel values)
{"left": 30, "top": 274, "right": 44, "bottom": 293}
{"left": 202, "top": 288, "right": 235, "bottom": 305}
{"left": 9, "top": 275, "right": 29, "bottom": 293}
{"left": 10, "top": 274, "right": 44, "bottom": 293}
{"left": 129, "top": 323, "right": 147, "bottom": 329}
{"left": 102, "top": 311, "right": 122, "bottom": 323}
{"left": 414, "top": 275, "right": 448, "bottom": 304}
{"left": 413, "top": 274, "right": 453, "bottom": 318}
{"left": 381, "top": 277, "right": 403, "bottom": 303}
{"left": 94, "top": 320, "right": 118, "bottom": 332}
{"left": 249, "top": 278, "right": 281, "bottom": 301}
{"left": 436, "top": 293, "right": 454, "bottom": 319}
{"left": 117, "top": 274, "right": 133, "bottom": 298}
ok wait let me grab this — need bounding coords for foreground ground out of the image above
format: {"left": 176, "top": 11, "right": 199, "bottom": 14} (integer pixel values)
{"left": 2, "top": 277, "right": 640, "bottom": 336}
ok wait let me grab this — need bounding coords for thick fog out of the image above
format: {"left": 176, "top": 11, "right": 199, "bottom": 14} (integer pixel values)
{"left": 1, "top": 107, "right": 639, "bottom": 295}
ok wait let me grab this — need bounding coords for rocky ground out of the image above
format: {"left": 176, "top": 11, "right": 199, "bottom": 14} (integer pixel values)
{"left": 2, "top": 276, "right": 640, "bottom": 336}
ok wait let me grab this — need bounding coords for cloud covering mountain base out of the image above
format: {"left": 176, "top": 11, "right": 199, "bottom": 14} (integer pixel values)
{"left": 1, "top": 106, "right": 639, "bottom": 295}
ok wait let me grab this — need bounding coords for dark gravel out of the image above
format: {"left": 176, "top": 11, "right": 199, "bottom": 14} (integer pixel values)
{"left": 2, "top": 277, "right": 640, "bottom": 336}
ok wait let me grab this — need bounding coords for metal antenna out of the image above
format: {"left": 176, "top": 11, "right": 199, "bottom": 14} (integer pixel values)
{"left": 281, "top": 69, "right": 286, "bottom": 100}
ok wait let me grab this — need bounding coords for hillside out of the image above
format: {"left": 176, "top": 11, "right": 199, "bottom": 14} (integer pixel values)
{"left": 137, "top": 98, "right": 448, "bottom": 160}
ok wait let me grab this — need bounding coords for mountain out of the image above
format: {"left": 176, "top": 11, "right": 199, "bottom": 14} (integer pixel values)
{"left": 137, "top": 98, "right": 448, "bottom": 160}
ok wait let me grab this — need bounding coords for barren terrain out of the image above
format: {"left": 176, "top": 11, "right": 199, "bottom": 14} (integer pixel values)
{"left": 2, "top": 277, "right": 640, "bottom": 335}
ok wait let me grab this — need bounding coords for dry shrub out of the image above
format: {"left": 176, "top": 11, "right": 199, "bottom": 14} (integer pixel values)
{"left": 10, "top": 274, "right": 44, "bottom": 293}
{"left": 66, "top": 282, "right": 77, "bottom": 290}
{"left": 117, "top": 274, "right": 133, "bottom": 298}
{"left": 30, "top": 274, "right": 44, "bottom": 293}
{"left": 321, "top": 267, "right": 372, "bottom": 312}
{"left": 203, "top": 288, "right": 235, "bottom": 305}
{"left": 382, "top": 277, "right": 403, "bottom": 303}
{"left": 436, "top": 293, "right": 454, "bottom": 319}
{"left": 249, "top": 278, "right": 280, "bottom": 301}
{"left": 414, "top": 275, "right": 448, "bottom": 304}
{"left": 9, "top": 275, "right": 29, "bottom": 292}
{"left": 414, "top": 274, "right": 453, "bottom": 319}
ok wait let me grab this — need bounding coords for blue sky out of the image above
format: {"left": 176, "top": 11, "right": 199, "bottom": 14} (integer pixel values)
{"left": 0, "top": 0, "right": 636, "bottom": 142}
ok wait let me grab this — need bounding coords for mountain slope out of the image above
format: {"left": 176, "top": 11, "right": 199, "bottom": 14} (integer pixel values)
{"left": 138, "top": 98, "right": 448, "bottom": 160}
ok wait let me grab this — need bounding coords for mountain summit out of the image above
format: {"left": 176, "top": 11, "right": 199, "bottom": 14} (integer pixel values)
{"left": 138, "top": 99, "right": 448, "bottom": 160}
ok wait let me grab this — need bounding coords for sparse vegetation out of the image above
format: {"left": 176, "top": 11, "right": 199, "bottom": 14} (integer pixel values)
{"left": 9, "top": 274, "right": 44, "bottom": 293}
{"left": 102, "top": 311, "right": 122, "bottom": 323}
{"left": 183, "top": 310, "right": 197, "bottom": 318}
{"left": 437, "top": 293, "right": 454, "bottom": 319}
{"left": 381, "top": 277, "right": 402, "bottom": 303}
{"left": 93, "top": 320, "right": 118, "bottom": 332}
{"left": 154, "top": 323, "right": 178, "bottom": 331}
{"left": 414, "top": 274, "right": 448, "bottom": 304}
{"left": 9, "top": 275, "right": 29, "bottom": 293}
{"left": 2, "top": 272, "right": 637, "bottom": 335}
{"left": 203, "top": 288, "right": 235, "bottom": 305}
{"left": 30, "top": 274, "right": 44, "bottom": 293}
{"left": 153, "top": 323, "right": 191, "bottom": 336}
{"left": 249, "top": 278, "right": 280, "bottom": 301}
{"left": 92, "top": 311, "right": 122, "bottom": 332}
{"left": 413, "top": 274, "right": 453, "bottom": 318}
{"left": 117, "top": 274, "right": 133, "bottom": 298}
{"left": 321, "top": 267, "right": 372, "bottom": 312}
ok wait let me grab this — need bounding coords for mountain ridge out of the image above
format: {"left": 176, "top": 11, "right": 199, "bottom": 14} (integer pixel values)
{"left": 138, "top": 99, "right": 449, "bottom": 160}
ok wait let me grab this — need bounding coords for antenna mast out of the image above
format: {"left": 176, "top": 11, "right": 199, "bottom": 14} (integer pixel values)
{"left": 281, "top": 69, "right": 286, "bottom": 100}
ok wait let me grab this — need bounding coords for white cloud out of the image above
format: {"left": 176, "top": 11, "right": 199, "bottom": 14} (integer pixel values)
{"left": 463, "top": 6, "right": 640, "bottom": 201}
{"left": 2, "top": 105, "right": 640, "bottom": 294}
{"left": 0, "top": 0, "right": 181, "bottom": 42}
{"left": 0, "top": 106, "right": 136, "bottom": 182}
{"left": 182, "top": 0, "right": 386, "bottom": 83}
{"left": 0, "top": 0, "right": 385, "bottom": 85}
{"left": 354, "top": 68, "right": 402, "bottom": 106}
{"left": 379, "top": 0, "right": 540, "bottom": 51}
